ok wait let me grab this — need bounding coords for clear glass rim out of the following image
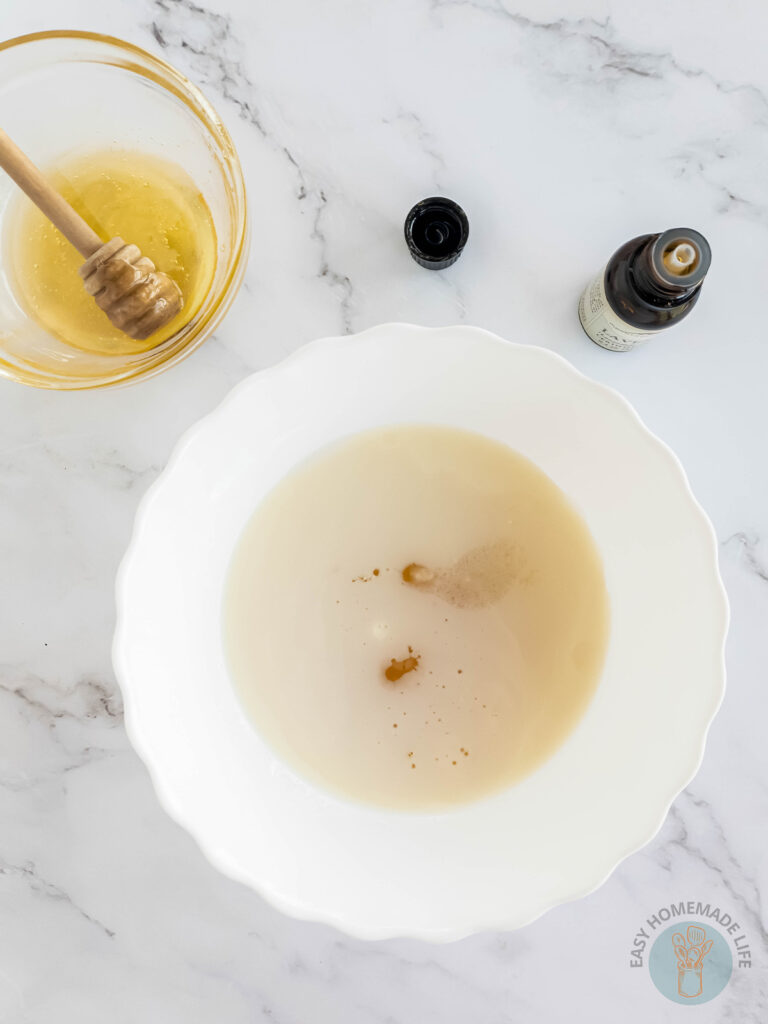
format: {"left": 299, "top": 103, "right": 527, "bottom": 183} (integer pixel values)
{"left": 0, "top": 30, "right": 249, "bottom": 390}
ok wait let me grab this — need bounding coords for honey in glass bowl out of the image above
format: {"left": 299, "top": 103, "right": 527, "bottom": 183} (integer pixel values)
{"left": 0, "top": 32, "right": 248, "bottom": 389}
{"left": 6, "top": 149, "right": 218, "bottom": 356}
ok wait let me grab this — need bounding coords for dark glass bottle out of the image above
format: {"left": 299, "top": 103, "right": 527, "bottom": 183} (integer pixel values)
{"left": 578, "top": 228, "right": 711, "bottom": 351}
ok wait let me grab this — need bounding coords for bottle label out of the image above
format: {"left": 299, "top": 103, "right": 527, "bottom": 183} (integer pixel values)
{"left": 578, "top": 267, "right": 653, "bottom": 352}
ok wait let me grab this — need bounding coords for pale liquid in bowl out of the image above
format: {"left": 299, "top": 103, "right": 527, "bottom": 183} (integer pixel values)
{"left": 224, "top": 426, "right": 609, "bottom": 810}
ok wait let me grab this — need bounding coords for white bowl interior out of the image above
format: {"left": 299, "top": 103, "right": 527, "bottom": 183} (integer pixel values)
{"left": 114, "top": 324, "right": 727, "bottom": 940}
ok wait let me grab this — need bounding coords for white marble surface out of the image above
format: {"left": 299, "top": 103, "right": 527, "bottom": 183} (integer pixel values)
{"left": 0, "top": 0, "right": 766, "bottom": 1020}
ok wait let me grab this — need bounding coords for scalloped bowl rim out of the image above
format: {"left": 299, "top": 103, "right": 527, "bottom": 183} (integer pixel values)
{"left": 113, "top": 323, "right": 728, "bottom": 941}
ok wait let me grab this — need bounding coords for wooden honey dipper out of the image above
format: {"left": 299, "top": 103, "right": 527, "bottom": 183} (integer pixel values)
{"left": 0, "top": 127, "right": 183, "bottom": 342}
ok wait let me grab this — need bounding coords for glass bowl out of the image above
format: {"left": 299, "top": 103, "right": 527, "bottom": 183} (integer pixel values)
{"left": 0, "top": 31, "right": 248, "bottom": 389}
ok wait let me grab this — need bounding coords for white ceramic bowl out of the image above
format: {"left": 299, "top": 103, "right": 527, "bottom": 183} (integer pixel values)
{"left": 114, "top": 324, "right": 728, "bottom": 941}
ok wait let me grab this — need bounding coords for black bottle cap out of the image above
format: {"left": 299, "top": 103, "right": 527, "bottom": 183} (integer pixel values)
{"left": 404, "top": 197, "right": 469, "bottom": 270}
